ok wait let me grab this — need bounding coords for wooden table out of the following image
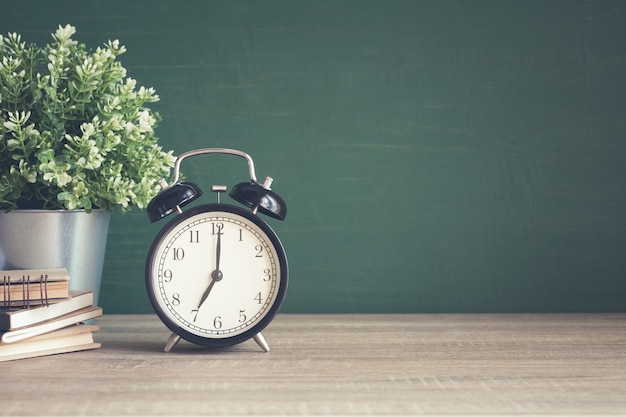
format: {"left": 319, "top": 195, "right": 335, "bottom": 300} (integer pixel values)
{"left": 2, "top": 314, "right": 626, "bottom": 416}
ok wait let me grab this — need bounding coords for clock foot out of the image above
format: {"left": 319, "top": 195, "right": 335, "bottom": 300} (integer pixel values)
{"left": 253, "top": 332, "right": 270, "bottom": 352}
{"left": 164, "top": 332, "right": 181, "bottom": 352}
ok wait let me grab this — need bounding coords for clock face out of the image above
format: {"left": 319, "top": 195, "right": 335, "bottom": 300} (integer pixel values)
{"left": 146, "top": 204, "right": 288, "bottom": 347}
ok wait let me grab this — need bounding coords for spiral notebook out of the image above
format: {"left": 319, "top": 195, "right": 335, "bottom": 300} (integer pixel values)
{"left": 1, "top": 268, "right": 70, "bottom": 308}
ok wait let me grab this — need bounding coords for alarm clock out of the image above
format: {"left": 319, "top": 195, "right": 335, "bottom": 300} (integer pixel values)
{"left": 145, "top": 148, "right": 288, "bottom": 353}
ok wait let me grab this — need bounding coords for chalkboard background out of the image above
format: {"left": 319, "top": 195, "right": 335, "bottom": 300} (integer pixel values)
{"left": 2, "top": 0, "right": 626, "bottom": 313}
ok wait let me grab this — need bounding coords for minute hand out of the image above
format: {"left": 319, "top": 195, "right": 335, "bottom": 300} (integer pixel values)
{"left": 197, "top": 230, "right": 223, "bottom": 309}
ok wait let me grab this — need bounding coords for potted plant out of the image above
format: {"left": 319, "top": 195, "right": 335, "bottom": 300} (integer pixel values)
{"left": 0, "top": 25, "right": 175, "bottom": 304}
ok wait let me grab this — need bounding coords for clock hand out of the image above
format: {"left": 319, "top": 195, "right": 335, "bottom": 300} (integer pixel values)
{"left": 197, "top": 230, "right": 223, "bottom": 309}
{"left": 215, "top": 227, "right": 221, "bottom": 272}
{"left": 196, "top": 279, "right": 216, "bottom": 309}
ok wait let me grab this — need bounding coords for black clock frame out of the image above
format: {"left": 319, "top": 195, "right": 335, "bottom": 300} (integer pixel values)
{"left": 145, "top": 203, "right": 288, "bottom": 348}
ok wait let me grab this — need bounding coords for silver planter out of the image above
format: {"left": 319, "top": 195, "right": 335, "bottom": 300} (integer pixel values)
{"left": 0, "top": 210, "right": 111, "bottom": 306}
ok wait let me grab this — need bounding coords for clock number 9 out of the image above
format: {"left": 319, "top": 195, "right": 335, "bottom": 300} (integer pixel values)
{"left": 163, "top": 269, "right": 173, "bottom": 282}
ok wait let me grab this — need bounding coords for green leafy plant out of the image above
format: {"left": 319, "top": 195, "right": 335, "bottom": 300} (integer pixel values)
{"left": 0, "top": 24, "right": 174, "bottom": 211}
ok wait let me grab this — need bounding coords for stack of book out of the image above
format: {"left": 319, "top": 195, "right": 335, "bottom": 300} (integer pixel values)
{"left": 0, "top": 268, "right": 102, "bottom": 362}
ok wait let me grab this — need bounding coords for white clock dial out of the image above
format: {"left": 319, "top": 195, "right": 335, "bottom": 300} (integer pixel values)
{"left": 146, "top": 204, "right": 287, "bottom": 346}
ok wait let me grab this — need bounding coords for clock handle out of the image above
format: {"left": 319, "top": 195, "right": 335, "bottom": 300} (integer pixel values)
{"left": 151, "top": 147, "right": 286, "bottom": 221}
{"left": 169, "top": 148, "right": 264, "bottom": 188}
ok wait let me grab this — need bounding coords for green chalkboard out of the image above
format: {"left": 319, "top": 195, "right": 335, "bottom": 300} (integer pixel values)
{"left": 2, "top": 0, "right": 626, "bottom": 313}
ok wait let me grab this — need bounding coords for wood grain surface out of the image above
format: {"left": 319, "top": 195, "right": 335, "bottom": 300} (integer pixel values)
{"left": 2, "top": 314, "right": 625, "bottom": 416}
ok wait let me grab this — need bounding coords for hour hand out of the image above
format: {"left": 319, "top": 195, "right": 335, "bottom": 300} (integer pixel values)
{"left": 196, "top": 278, "right": 216, "bottom": 309}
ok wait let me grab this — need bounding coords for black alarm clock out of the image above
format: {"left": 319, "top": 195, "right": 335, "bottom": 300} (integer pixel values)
{"left": 145, "top": 148, "right": 288, "bottom": 352}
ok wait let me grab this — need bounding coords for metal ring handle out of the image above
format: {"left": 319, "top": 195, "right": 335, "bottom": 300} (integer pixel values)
{"left": 168, "top": 148, "right": 260, "bottom": 186}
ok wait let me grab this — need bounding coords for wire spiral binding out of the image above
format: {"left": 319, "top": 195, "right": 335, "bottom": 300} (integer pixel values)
{"left": 2, "top": 274, "right": 49, "bottom": 309}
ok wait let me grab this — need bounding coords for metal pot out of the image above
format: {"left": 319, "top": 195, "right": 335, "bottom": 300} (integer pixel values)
{"left": 0, "top": 209, "right": 111, "bottom": 306}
